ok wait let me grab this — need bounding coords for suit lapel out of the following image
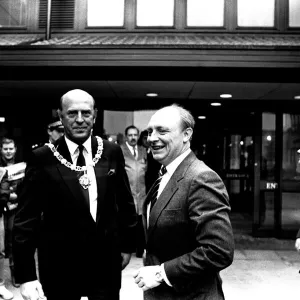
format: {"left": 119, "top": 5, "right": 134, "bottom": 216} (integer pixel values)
{"left": 124, "top": 143, "right": 134, "bottom": 159}
{"left": 147, "top": 152, "right": 197, "bottom": 239}
{"left": 147, "top": 176, "right": 180, "bottom": 239}
{"left": 55, "top": 138, "right": 90, "bottom": 213}
{"left": 92, "top": 136, "right": 108, "bottom": 224}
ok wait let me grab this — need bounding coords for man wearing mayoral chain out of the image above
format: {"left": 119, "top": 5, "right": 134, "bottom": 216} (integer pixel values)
{"left": 12, "top": 89, "right": 137, "bottom": 300}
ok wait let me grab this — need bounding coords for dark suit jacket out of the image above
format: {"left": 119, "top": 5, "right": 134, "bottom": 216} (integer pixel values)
{"left": 142, "top": 151, "right": 234, "bottom": 300}
{"left": 12, "top": 136, "right": 137, "bottom": 295}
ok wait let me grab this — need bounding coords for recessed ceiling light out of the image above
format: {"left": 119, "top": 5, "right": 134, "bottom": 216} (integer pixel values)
{"left": 211, "top": 102, "right": 221, "bottom": 106}
{"left": 198, "top": 116, "right": 206, "bottom": 119}
{"left": 146, "top": 93, "right": 158, "bottom": 97}
{"left": 220, "top": 94, "right": 232, "bottom": 98}
{"left": 0, "top": 117, "right": 5, "bottom": 122}
{"left": 294, "top": 95, "right": 300, "bottom": 99}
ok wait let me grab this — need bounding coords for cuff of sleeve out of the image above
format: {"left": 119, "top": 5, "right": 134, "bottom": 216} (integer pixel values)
{"left": 161, "top": 263, "right": 172, "bottom": 287}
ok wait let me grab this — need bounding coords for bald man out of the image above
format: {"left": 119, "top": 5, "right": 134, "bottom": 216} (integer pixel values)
{"left": 13, "top": 89, "right": 137, "bottom": 300}
{"left": 134, "top": 104, "right": 234, "bottom": 300}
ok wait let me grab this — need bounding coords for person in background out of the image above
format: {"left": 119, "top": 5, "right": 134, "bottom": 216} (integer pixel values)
{"left": 0, "top": 168, "right": 14, "bottom": 299}
{"left": 0, "top": 137, "right": 25, "bottom": 288}
{"left": 138, "top": 130, "right": 161, "bottom": 194}
{"left": 32, "top": 115, "right": 65, "bottom": 150}
{"left": 47, "top": 116, "right": 64, "bottom": 144}
{"left": 12, "top": 89, "right": 137, "bottom": 300}
{"left": 134, "top": 104, "right": 234, "bottom": 300}
{"left": 121, "top": 125, "right": 148, "bottom": 258}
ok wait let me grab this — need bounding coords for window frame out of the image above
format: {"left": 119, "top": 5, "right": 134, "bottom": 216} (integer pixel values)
{"left": 81, "top": 0, "right": 298, "bottom": 33}
{"left": 1, "top": 0, "right": 299, "bottom": 34}
{"left": 185, "top": 0, "right": 227, "bottom": 30}
{"left": 85, "top": 0, "right": 126, "bottom": 29}
{"left": 234, "top": 0, "right": 279, "bottom": 31}
{"left": 135, "top": 0, "right": 176, "bottom": 29}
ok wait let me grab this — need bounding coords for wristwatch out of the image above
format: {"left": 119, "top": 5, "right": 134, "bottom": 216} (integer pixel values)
{"left": 155, "top": 265, "right": 164, "bottom": 283}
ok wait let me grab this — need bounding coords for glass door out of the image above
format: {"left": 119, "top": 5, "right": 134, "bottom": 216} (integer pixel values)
{"left": 223, "top": 134, "right": 254, "bottom": 214}
{"left": 193, "top": 111, "right": 256, "bottom": 217}
{"left": 255, "top": 112, "right": 277, "bottom": 235}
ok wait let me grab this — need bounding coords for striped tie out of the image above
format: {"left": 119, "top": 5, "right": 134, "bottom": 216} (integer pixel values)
{"left": 150, "top": 166, "right": 167, "bottom": 211}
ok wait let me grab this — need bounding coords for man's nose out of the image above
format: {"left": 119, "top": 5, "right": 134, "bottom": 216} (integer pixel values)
{"left": 76, "top": 112, "right": 84, "bottom": 122}
{"left": 147, "top": 132, "right": 157, "bottom": 142}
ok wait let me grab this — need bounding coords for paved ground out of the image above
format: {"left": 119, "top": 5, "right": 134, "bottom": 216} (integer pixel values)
{"left": 4, "top": 213, "right": 300, "bottom": 299}
{"left": 5, "top": 249, "right": 300, "bottom": 300}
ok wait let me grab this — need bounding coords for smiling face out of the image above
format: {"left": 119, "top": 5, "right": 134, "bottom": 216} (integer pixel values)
{"left": 146, "top": 106, "right": 193, "bottom": 166}
{"left": 58, "top": 89, "right": 97, "bottom": 144}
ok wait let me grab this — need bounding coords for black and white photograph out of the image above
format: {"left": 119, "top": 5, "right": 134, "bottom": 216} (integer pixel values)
{"left": 0, "top": 1, "right": 300, "bottom": 299}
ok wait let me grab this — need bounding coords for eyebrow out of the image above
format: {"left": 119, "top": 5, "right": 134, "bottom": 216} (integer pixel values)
{"left": 67, "top": 109, "right": 92, "bottom": 113}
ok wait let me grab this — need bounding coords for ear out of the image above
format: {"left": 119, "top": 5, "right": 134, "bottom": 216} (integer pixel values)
{"left": 57, "top": 109, "right": 62, "bottom": 122}
{"left": 183, "top": 127, "right": 193, "bottom": 143}
{"left": 93, "top": 108, "right": 98, "bottom": 124}
{"left": 47, "top": 129, "right": 51, "bottom": 135}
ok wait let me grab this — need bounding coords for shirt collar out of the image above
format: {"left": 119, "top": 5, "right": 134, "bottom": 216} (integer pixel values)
{"left": 165, "top": 148, "right": 191, "bottom": 176}
{"left": 126, "top": 141, "right": 136, "bottom": 151}
{"left": 64, "top": 135, "right": 92, "bottom": 156}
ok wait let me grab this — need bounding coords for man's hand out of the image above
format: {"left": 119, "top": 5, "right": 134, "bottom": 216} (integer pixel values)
{"left": 133, "top": 266, "right": 162, "bottom": 291}
{"left": 20, "top": 280, "right": 45, "bottom": 300}
{"left": 295, "top": 238, "right": 300, "bottom": 252}
{"left": 121, "top": 252, "right": 131, "bottom": 270}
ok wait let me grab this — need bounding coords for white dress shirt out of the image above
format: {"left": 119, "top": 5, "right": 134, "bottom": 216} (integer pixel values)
{"left": 65, "top": 136, "right": 98, "bottom": 221}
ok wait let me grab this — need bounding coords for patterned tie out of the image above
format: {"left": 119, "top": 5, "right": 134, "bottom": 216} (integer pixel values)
{"left": 149, "top": 166, "right": 167, "bottom": 211}
{"left": 76, "top": 144, "right": 90, "bottom": 208}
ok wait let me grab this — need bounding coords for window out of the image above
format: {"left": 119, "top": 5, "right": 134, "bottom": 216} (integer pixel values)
{"left": 87, "top": 0, "right": 124, "bottom": 27}
{"left": 136, "top": 0, "right": 174, "bottom": 27}
{"left": 8, "top": 0, "right": 296, "bottom": 32}
{"left": 0, "top": 0, "right": 27, "bottom": 27}
{"left": 289, "top": 0, "right": 300, "bottom": 27}
{"left": 237, "top": 0, "right": 275, "bottom": 27}
{"left": 82, "top": 0, "right": 299, "bottom": 32}
{"left": 187, "top": 0, "right": 224, "bottom": 27}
